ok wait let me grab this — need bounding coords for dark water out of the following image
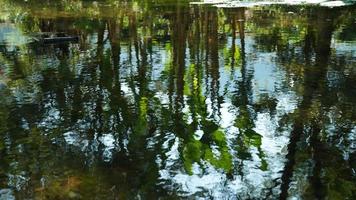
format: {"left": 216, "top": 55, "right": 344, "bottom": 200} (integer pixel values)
{"left": 0, "top": 0, "right": 355, "bottom": 199}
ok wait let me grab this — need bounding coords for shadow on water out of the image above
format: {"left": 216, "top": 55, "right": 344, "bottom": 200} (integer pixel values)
{"left": 0, "top": 0, "right": 355, "bottom": 199}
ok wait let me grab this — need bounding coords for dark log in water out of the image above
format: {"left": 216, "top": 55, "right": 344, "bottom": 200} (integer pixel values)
{"left": 42, "top": 36, "right": 79, "bottom": 44}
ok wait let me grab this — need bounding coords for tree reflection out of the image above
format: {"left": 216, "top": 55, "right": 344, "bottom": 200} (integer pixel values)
{"left": 0, "top": 0, "right": 355, "bottom": 199}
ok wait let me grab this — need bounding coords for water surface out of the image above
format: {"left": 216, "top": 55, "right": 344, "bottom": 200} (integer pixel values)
{"left": 0, "top": 0, "right": 355, "bottom": 199}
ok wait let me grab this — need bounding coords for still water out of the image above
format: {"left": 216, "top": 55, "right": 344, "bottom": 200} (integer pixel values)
{"left": 0, "top": 0, "right": 355, "bottom": 199}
